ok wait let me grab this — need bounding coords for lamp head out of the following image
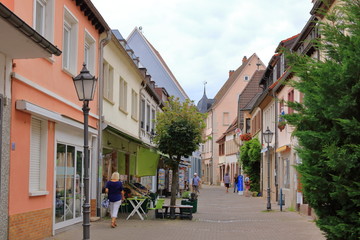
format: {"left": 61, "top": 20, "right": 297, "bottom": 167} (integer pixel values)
{"left": 73, "top": 63, "right": 97, "bottom": 101}
{"left": 263, "top": 127, "right": 274, "bottom": 144}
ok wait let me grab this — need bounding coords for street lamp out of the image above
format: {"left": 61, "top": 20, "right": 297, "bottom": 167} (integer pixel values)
{"left": 263, "top": 126, "right": 274, "bottom": 210}
{"left": 73, "top": 64, "right": 97, "bottom": 240}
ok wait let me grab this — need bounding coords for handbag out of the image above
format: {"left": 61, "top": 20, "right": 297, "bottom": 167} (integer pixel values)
{"left": 101, "top": 196, "right": 110, "bottom": 208}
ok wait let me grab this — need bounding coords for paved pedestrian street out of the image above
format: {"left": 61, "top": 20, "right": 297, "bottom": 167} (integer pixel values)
{"left": 47, "top": 185, "right": 325, "bottom": 240}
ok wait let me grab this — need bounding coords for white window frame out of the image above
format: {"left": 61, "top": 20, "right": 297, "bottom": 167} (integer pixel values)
{"left": 244, "top": 75, "right": 249, "bottom": 81}
{"left": 29, "top": 117, "right": 49, "bottom": 196}
{"left": 140, "top": 99, "right": 145, "bottom": 129}
{"left": 223, "top": 112, "right": 229, "bottom": 126}
{"left": 146, "top": 104, "right": 151, "bottom": 132}
{"left": 103, "top": 61, "right": 114, "bottom": 102}
{"left": 84, "top": 30, "right": 96, "bottom": 74}
{"left": 33, "top": 0, "right": 54, "bottom": 42}
{"left": 119, "top": 77, "right": 128, "bottom": 112}
{"left": 131, "top": 89, "right": 138, "bottom": 120}
{"left": 273, "top": 65, "right": 277, "bottom": 82}
{"left": 151, "top": 108, "right": 156, "bottom": 134}
{"left": 283, "top": 158, "right": 290, "bottom": 189}
{"left": 62, "top": 7, "right": 78, "bottom": 75}
{"left": 280, "top": 54, "right": 285, "bottom": 74}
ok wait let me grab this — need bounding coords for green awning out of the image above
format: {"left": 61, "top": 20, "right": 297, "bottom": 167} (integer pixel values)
{"left": 136, "top": 147, "right": 160, "bottom": 177}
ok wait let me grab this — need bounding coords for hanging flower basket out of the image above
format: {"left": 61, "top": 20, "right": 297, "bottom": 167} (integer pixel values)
{"left": 278, "top": 121, "right": 286, "bottom": 131}
{"left": 240, "top": 133, "right": 252, "bottom": 141}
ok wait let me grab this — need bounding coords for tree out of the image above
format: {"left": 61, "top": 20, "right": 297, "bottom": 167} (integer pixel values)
{"left": 240, "top": 138, "right": 261, "bottom": 192}
{"left": 154, "top": 97, "right": 206, "bottom": 216}
{"left": 285, "top": 1, "right": 360, "bottom": 239}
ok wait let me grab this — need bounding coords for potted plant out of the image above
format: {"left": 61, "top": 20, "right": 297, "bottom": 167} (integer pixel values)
{"left": 278, "top": 121, "right": 286, "bottom": 131}
{"left": 240, "top": 133, "right": 252, "bottom": 141}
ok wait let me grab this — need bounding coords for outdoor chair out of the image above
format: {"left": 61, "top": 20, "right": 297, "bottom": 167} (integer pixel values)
{"left": 147, "top": 198, "right": 165, "bottom": 219}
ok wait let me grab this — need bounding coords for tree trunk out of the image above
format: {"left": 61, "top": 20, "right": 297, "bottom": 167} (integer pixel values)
{"left": 170, "top": 157, "right": 180, "bottom": 218}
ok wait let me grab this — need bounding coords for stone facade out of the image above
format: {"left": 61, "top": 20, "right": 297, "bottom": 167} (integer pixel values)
{"left": 0, "top": 99, "right": 10, "bottom": 240}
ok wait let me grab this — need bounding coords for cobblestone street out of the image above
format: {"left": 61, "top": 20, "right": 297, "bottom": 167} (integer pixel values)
{"left": 47, "top": 185, "right": 325, "bottom": 240}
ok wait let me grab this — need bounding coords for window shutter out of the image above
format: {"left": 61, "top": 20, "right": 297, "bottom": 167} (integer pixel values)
{"left": 30, "top": 118, "right": 41, "bottom": 191}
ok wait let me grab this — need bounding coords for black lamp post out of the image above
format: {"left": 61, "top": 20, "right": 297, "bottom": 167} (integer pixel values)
{"left": 263, "top": 126, "right": 274, "bottom": 210}
{"left": 73, "top": 64, "right": 97, "bottom": 240}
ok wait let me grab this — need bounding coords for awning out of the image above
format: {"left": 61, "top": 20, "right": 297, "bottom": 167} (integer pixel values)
{"left": 0, "top": 3, "right": 61, "bottom": 58}
{"left": 136, "top": 147, "right": 160, "bottom": 177}
{"left": 276, "top": 145, "right": 290, "bottom": 153}
{"left": 104, "top": 123, "right": 142, "bottom": 144}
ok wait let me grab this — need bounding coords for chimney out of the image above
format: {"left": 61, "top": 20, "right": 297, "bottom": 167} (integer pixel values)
{"left": 229, "top": 70, "right": 235, "bottom": 77}
{"left": 242, "top": 56, "right": 247, "bottom": 64}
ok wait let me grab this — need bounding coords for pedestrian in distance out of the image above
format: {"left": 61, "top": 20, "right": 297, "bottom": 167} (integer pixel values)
{"left": 105, "top": 172, "right": 125, "bottom": 228}
{"left": 224, "top": 172, "right": 231, "bottom": 193}
{"left": 244, "top": 176, "right": 251, "bottom": 197}
{"left": 233, "top": 173, "right": 238, "bottom": 193}
{"left": 192, "top": 173, "right": 201, "bottom": 194}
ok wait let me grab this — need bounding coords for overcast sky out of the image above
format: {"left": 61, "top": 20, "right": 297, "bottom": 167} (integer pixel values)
{"left": 91, "top": 0, "right": 313, "bottom": 103}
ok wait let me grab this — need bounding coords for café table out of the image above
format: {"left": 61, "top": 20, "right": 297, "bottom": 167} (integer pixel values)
{"left": 126, "top": 197, "right": 148, "bottom": 220}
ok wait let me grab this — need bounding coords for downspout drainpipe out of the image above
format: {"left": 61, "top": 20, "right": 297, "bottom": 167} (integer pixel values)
{"left": 210, "top": 108, "right": 214, "bottom": 185}
{"left": 259, "top": 84, "right": 265, "bottom": 196}
{"left": 97, "top": 30, "right": 111, "bottom": 217}
{"left": 272, "top": 89, "right": 279, "bottom": 202}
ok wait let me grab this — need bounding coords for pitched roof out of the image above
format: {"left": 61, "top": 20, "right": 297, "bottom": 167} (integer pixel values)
{"left": 238, "top": 70, "right": 265, "bottom": 110}
{"left": 242, "top": 92, "right": 262, "bottom": 111}
{"left": 275, "top": 34, "right": 300, "bottom": 52}
{"left": 197, "top": 86, "right": 215, "bottom": 113}
{"left": 212, "top": 53, "right": 258, "bottom": 107}
{"left": 131, "top": 28, "right": 189, "bottom": 100}
{"left": 216, "top": 117, "right": 238, "bottom": 143}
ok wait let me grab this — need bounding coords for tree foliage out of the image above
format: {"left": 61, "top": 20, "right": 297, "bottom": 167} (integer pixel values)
{"left": 285, "top": 1, "right": 360, "bottom": 239}
{"left": 154, "top": 97, "right": 206, "bottom": 207}
{"left": 240, "top": 138, "right": 261, "bottom": 192}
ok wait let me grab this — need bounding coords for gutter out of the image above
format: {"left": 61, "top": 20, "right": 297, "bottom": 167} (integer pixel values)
{"left": 272, "top": 89, "right": 279, "bottom": 202}
{"left": 96, "top": 30, "right": 111, "bottom": 217}
{"left": 0, "top": 3, "right": 61, "bottom": 56}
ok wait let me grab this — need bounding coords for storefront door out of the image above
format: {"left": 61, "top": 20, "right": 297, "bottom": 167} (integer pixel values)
{"left": 55, "top": 143, "right": 84, "bottom": 228}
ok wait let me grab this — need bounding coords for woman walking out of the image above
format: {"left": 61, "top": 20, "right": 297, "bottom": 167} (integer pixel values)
{"left": 105, "top": 172, "right": 124, "bottom": 228}
{"left": 224, "top": 173, "right": 231, "bottom": 193}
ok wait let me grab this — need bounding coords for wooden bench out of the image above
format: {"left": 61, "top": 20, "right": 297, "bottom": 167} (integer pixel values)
{"left": 161, "top": 204, "right": 193, "bottom": 220}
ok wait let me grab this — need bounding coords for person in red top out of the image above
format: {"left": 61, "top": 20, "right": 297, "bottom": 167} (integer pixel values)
{"left": 105, "top": 172, "right": 124, "bottom": 228}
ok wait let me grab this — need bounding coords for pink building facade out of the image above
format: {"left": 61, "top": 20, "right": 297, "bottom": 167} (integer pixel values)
{"left": 4, "top": 0, "right": 109, "bottom": 239}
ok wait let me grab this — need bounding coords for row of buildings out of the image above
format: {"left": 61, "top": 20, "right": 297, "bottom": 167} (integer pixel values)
{"left": 0, "top": 0, "right": 200, "bottom": 239}
{"left": 198, "top": 0, "right": 336, "bottom": 217}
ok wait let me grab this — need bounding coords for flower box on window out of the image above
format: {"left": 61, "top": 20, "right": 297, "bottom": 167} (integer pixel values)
{"left": 240, "top": 133, "right": 252, "bottom": 141}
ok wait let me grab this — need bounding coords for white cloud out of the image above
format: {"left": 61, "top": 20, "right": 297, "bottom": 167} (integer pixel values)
{"left": 91, "top": 0, "right": 313, "bottom": 102}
